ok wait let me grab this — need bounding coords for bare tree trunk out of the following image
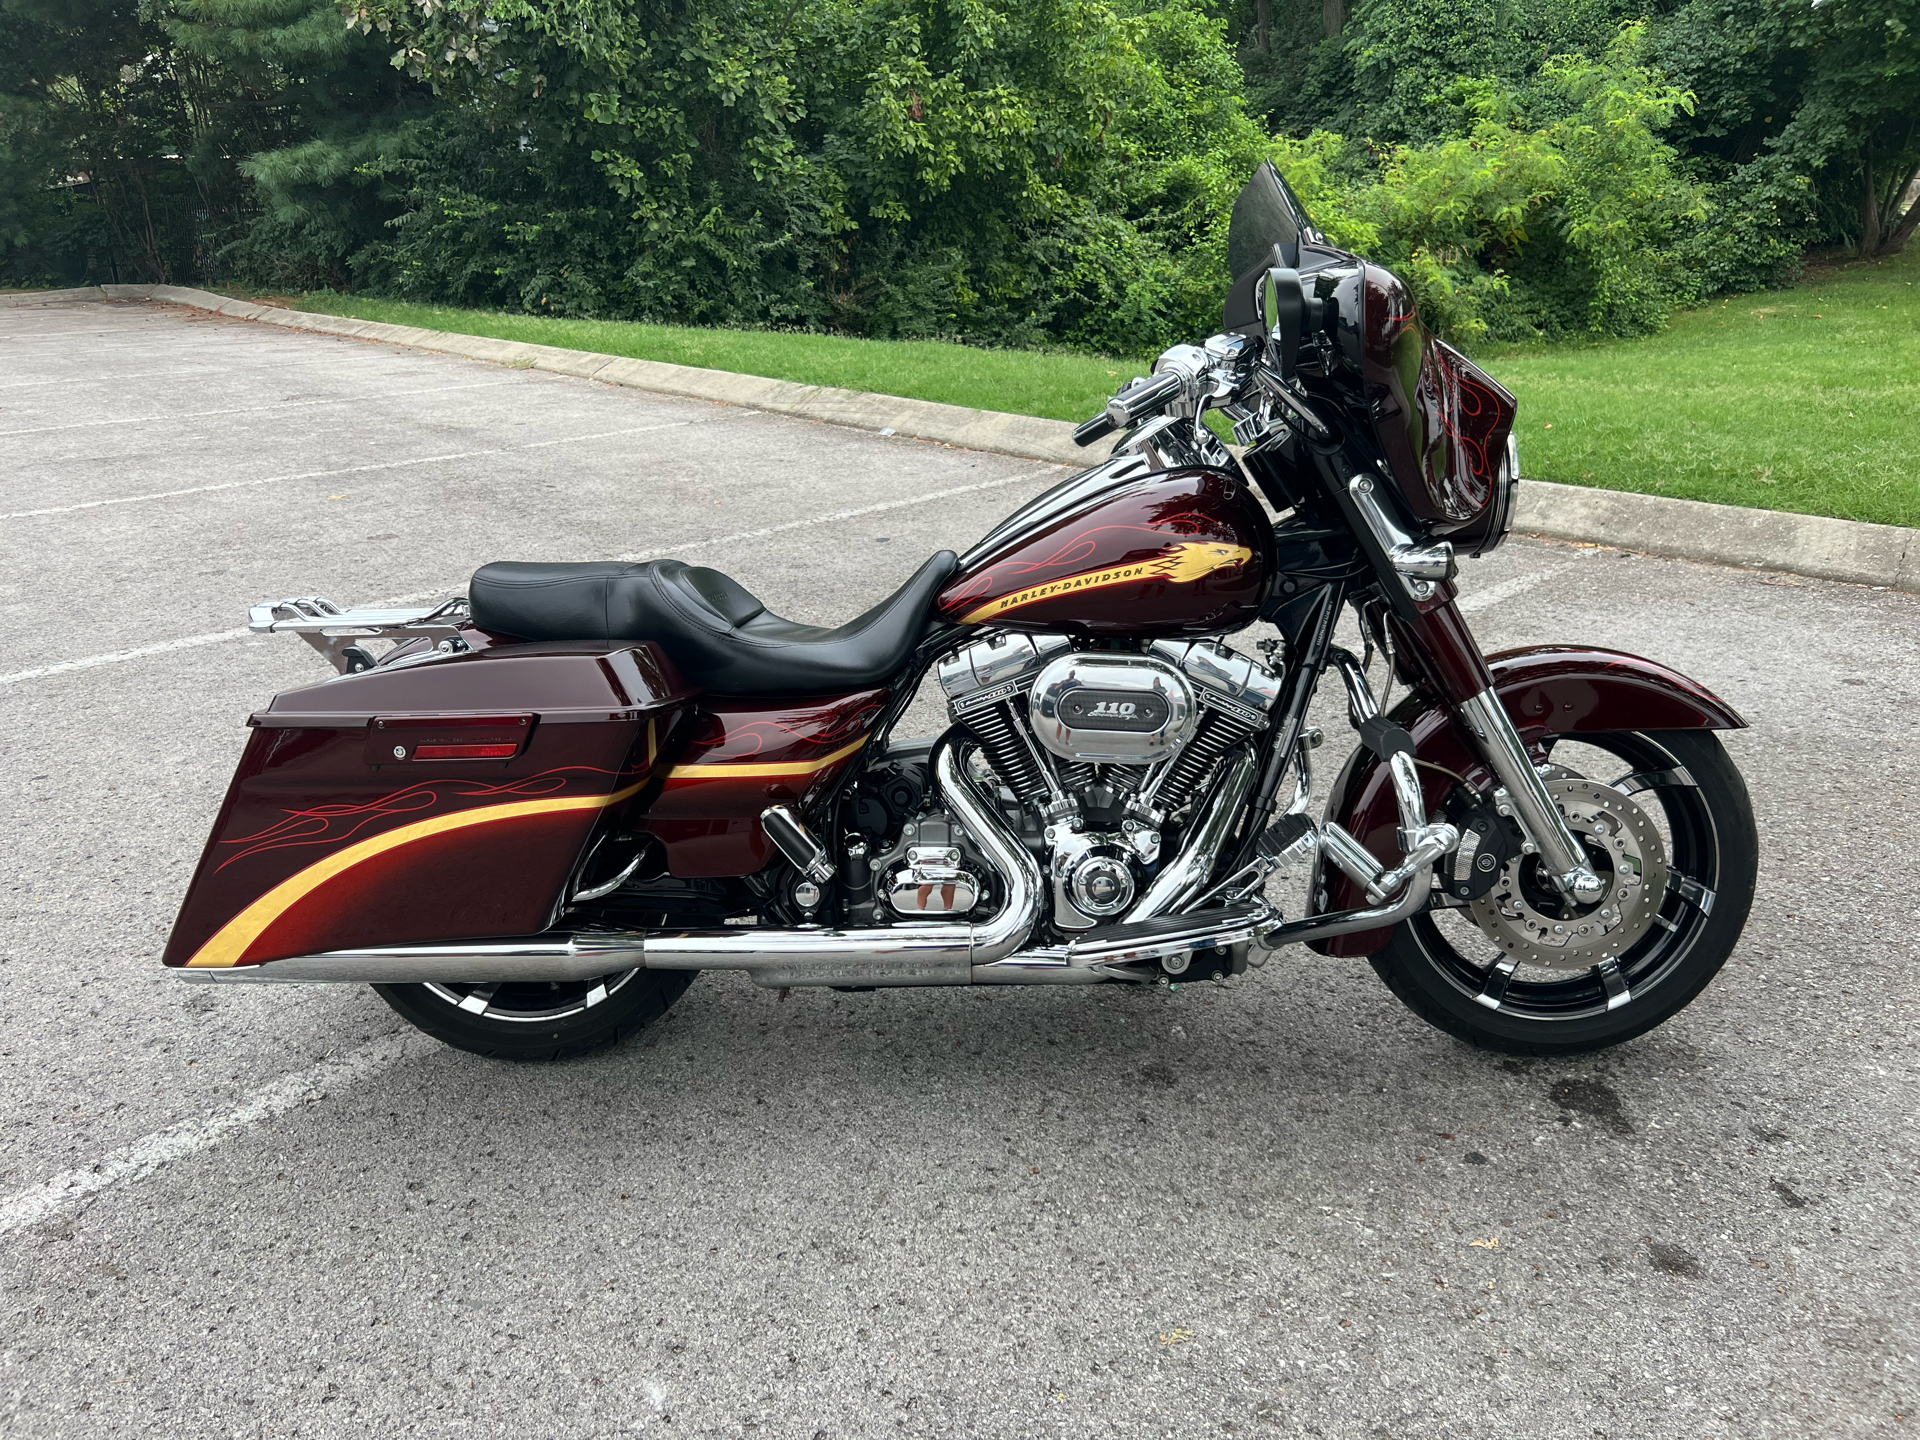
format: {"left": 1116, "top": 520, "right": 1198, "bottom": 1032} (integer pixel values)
{"left": 1859, "top": 148, "right": 1881, "bottom": 258}
{"left": 1323, "top": 0, "right": 1346, "bottom": 38}
{"left": 1256, "top": 0, "right": 1271, "bottom": 55}
{"left": 1878, "top": 161, "right": 1920, "bottom": 258}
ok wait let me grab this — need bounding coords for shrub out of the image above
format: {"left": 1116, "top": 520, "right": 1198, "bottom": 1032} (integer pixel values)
{"left": 1269, "top": 27, "right": 1708, "bottom": 341}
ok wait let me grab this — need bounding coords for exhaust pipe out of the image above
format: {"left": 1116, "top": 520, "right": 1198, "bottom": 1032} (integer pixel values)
{"left": 1122, "top": 749, "right": 1257, "bottom": 922}
{"left": 177, "top": 745, "right": 1045, "bottom": 989}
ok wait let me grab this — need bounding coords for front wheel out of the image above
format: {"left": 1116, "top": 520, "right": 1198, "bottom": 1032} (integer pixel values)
{"left": 374, "top": 969, "right": 696, "bottom": 1060}
{"left": 1371, "top": 729, "right": 1757, "bottom": 1057}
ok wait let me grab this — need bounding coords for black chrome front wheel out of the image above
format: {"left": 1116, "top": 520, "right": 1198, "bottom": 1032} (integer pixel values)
{"left": 1371, "top": 729, "right": 1757, "bottom": 1056}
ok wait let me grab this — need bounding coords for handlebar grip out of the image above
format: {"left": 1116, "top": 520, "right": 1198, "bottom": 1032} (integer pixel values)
{"left": 1109, "top": 370, "right": 1186, "bottom": 425}
{"left": 1072, "top": 412, "right": 1120, "bottom": 447}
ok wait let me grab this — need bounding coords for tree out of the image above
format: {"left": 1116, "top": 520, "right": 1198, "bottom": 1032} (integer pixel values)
{"left": 1780, "top": 0, "right": 1920, "bottom": 256}
{"left": 0, "top": 0, "right": 205, "bottom": 283}
{"left": 1650, "top": 0, "right": 1920, "bottom": 259}
{"left": 165, "top": 0, "right": 431, "bottom": 288}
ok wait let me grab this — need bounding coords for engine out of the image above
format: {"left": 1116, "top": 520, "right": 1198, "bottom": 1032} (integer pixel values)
{"left": 928, "top": 632, "right": 1284, "bottom": 931}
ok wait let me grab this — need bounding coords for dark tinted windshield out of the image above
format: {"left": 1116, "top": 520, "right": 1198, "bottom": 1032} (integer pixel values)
{"left": 1226, "top": 161, "right": 1315, "bottom": 280}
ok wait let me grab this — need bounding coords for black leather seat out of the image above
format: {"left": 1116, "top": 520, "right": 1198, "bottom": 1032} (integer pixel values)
{"left": 468, "top": 552, "right": 958, "bottom": 695}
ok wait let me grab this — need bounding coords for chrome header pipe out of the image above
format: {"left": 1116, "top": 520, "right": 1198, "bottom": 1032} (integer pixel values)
{"left": 1122, "top": 748, "right": 1259, "bottom": 923}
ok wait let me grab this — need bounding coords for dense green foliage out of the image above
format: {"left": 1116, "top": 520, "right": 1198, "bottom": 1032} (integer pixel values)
{"left": 341, "top": 0, "right": 1269, "bottom": 351}
{"left": 1265, "top": 29, "right": 1712, "bottom": 339}
{"left": 296, "top": 237, "right": 1920, "bottom": 525}
{"left": 3, "top": 0, "right": 1915, "bottom": 352}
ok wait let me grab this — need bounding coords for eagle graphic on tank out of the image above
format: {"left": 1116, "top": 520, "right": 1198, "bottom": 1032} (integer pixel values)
{"left": 936, "top": 466, "right": 1272, "bottom": 635}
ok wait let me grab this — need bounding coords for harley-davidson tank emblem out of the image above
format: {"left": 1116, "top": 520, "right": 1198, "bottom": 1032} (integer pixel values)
{"left": 958, "top": 542, "right": 1252, "bottom": 625}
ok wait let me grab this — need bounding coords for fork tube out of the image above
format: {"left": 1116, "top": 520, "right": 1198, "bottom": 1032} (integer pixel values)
{"left": 1398, "top": 593, "right": 1605, "bottom": 904}
{"left": 1390, "top": 589, "right": 1493, "bottom": 705}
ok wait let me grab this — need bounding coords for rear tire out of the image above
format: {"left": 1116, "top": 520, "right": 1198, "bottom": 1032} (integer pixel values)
{"left": 374, "top": 969, "right": 696, "bottom": 1061}
{"left": 1370, "top": 729, "right": 1757, "bottom": 1057}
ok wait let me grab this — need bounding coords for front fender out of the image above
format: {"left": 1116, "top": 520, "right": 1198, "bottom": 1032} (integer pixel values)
{"left": 1305, "top": 646, "right": 1745, "bottom": 957}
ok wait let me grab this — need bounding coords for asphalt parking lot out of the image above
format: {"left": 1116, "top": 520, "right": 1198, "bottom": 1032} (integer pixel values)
{"left": 1, "top": 296, "right": 1915, "bottom": 1439}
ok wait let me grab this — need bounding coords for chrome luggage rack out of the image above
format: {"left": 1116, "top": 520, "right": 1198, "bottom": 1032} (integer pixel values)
{"left": 248, "top": 595, "right": 471, "bottom": 675}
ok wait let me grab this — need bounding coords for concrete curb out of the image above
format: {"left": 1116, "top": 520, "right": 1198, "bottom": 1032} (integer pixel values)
{"left": 63, "top": 282, "right": 1920, "bottom": 594}
{"left": 1513, "top": 483, "right": 1918, "bottom": 594}
{"left": 0, "top": 285, "right": 114, "bottom": 308}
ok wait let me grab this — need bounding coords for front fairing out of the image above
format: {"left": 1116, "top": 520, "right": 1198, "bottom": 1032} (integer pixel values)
{"left": 1351, "top": 265, "right": 1517, "bottom": 546}
{"left": 1219, "top": 185, "right": 1517, "bottom": 552}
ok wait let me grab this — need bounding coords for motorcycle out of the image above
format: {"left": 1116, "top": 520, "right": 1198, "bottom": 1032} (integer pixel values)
{"left": 165, "top": 162, "right": 1757, "bottom": 1060}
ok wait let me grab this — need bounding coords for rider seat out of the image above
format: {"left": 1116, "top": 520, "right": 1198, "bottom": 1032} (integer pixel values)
{"left": 468, "top": 552, "right": 958, "bottom": 695}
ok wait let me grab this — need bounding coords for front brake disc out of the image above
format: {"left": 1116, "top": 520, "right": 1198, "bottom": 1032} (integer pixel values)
{"left": 1465, "top": 777, "right": 1670, "bottom": 972}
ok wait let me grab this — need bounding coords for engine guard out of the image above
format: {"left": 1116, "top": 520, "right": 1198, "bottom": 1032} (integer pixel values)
{"left": 1306, "top": 645, "right": 1747, "bottom": 957}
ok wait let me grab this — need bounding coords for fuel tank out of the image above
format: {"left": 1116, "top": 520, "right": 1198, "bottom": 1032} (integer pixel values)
{"left": 937, "top": 463, "right": 1272, "bottom": 636}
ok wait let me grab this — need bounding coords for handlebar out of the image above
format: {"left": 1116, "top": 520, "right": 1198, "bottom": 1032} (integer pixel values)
{"left": 1071, "top": 412, "right": 1119, "bottom": 447}
{"left": 1071, "top": 369, "right": 1187, "bottom": 448}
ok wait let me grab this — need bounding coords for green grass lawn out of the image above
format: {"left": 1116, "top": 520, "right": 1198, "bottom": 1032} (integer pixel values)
{"left": 288, "top": 245, "right": 1920, "bottom": 529}
{"left": 1478, "top": 246, "right": 1920, "bottom": 528}
{"left": 290, "top": 293, "right": 1150, "bottom": 425}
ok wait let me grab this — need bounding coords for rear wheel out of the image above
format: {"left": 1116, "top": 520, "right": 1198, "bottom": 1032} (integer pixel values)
{"left": 1371, "top": 729, "right": 1756, "bottom": 1056}
{"left": 374, "top": 969, "right": 695, "bottom": 1061}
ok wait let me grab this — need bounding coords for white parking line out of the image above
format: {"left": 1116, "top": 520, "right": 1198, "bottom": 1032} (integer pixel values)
{"left": 611, "top": 468, "right": 1059, "bottom": 562}
{"left": 0, "top": 626, "right": 257, "bottom": 685}
{"left": 0, "top": 485, "right": 1565, "bottom": 691}
{"left": 1456, "top": 567, "right": 1559, "bottom": 613}
{"left": 0, "top": 376, "right": 521, "bottom": 439}
{"left": 0, "top": 365, "right": 232, "bottom": 392}
{"left": 0, "top": 464, "right": 1053, "bottom": 688}
{"left": 0, "top": 1031, "right": 436, "bottom": 1239}
{"left": 0, "top": 418, "right": 719, "bottom": 521}
{"left": 0, "top": 326, "right": 156, "bottom": 342}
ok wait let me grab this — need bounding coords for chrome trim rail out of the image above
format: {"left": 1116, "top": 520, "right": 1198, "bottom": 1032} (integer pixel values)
{"left": 249, "top": 595, "right": 471, "bottom": 674}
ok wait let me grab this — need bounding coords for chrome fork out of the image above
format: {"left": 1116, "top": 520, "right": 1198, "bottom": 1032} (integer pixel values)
{"left": 1453, "top": 689, "right": 1606, "bottom": 905}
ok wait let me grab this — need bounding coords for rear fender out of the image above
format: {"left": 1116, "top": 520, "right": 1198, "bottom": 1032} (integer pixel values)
{"left": 1305, "top": 646, "right": 1746, "bottom": 957}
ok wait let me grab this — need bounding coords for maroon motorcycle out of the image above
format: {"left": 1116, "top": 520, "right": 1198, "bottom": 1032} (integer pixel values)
{"left": 165, "top": 163, "right": 1757, "bottom": 1059}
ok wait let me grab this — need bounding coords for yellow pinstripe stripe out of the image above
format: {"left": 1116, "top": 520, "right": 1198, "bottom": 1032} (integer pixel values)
{"left": 664, "top": 735, "right": 867, "bottom": 781}
{"left": 184, "top": 780, "right": 649, "bottom": 969}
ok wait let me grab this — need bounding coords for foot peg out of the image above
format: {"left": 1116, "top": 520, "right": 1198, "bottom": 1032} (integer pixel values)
{"left": 760, "top": 805, "right": 835, "bottom": 883}
{"left": 1255, "top": 813, "right": 1315, "bottom": 862}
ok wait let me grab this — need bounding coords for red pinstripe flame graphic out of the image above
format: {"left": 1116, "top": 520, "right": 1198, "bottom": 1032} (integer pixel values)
{"left": 943, "top": 516, "right": 1220, "bottom": 608}
{"left": 216, "top": 764, "right": 642, "bottom": 870}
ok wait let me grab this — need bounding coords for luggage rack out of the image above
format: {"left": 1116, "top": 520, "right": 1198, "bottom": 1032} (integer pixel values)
{"left": 247, "top": 595, "right": 472, "bottom": 675}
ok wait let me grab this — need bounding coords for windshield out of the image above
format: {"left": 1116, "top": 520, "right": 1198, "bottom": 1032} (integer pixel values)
{"left": 1226, "top": 161, "right": 1314, "bottom": 280}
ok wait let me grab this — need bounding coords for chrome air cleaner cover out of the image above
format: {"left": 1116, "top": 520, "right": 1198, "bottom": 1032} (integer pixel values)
{"left": 1028, "top": 654, "right": 1197, "bottom": 764}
